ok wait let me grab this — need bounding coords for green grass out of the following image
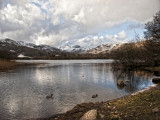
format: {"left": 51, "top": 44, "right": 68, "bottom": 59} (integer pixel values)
{"left": 110, "top": 87, "right": 160, "bottom": 120}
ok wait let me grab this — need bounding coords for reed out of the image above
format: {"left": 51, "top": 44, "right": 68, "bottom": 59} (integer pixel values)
{"left": 0, "top": 59, "right": 45, "bottom": 71}
{"left": 0, "top": 60, "right": 18, "bottom": 71}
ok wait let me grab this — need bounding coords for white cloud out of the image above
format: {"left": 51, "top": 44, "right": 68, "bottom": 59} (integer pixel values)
{"left": 117, "top": 31, "right": 127, "bottom": 40}
{"left": 31, "top": 29, "right": 68, "bottom": 45}
{"left": 0, "top": 2, "right": 47, "bottom": 42}
{"left": 0, "top": 0, "right": 159, "bottom": 47}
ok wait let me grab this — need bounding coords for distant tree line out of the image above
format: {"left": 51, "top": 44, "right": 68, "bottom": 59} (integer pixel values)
{"left": 33, "top": 52, "right": 111, "bottom": 60}
{"left": 0, "top": 50, "right": 12, "bottom": 60}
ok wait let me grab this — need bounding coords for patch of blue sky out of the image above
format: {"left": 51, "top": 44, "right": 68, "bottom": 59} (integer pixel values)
{"left": 1, "top": 0, "right": 11, "bottom": 8}
{"left": 97, "top": 21, "right": 145, "bottom": 41}
{"left": 30, "top": 1, "right": 48, "bottom": 14}
{"left": 59, "top": 16, "right": 65, "bottom": 24}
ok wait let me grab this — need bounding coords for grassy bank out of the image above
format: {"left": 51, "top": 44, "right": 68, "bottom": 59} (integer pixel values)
{"left": 0, "top": 59, "right": 43, "bottom": 71}
{"left": 45, "top": 85, "right": 160, "bottom": 120}
{"left": 0, "top": 60, "right": 19, "bottom": 71}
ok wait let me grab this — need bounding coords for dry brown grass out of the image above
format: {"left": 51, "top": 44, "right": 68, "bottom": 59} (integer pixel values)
{"left": 0, "top": 59, "right": 44, "bottom": 71}
{"left": 145, "top": 66, "right": 160, "bottom": 71}
{"left": 0, "top": 60, "right": 18, "bottom": 71}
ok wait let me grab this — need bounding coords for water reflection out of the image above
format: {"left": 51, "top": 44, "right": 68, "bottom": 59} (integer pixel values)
{"left": 0, "top": 60, "right": 156, "bottom": 120}
{"left": 154, "top": 71, "right": 160, "bottom": 76}
{"left": 112, "top": 69, "right": 154, "bottom": 92}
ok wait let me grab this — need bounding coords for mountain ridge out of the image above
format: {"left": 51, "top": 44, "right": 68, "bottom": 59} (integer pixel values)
{"left": 0, "top": 38, "right": 124, "bottom": 59}
{"left": 0, "top": 38, "right": 61, "bottom": 59}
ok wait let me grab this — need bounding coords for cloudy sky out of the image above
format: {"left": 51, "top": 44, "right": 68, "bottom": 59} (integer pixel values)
{"left": 0, "top": 0, "right": 159, "bottom": 47}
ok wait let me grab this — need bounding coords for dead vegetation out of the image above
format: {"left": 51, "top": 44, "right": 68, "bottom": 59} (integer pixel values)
{"left": 0, "top": 60, "right": 18, "bottom": 71}
{"left": 0, "top": 59, "right": 44, "bottom": 71}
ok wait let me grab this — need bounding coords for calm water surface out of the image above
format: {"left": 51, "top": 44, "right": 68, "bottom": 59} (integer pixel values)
{"left": 0, "top": 60, "right": 156, "bottom": 120}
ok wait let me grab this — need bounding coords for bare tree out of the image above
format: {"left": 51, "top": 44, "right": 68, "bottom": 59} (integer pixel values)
{"left": 144, "top": 11, "right": 160, "bottom": 66}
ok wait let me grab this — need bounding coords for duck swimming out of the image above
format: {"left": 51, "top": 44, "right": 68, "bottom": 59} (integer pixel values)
{"left": 46, "top": 94, "right": 53, "bottom": 99}
{"left": 92, "top": 94, "right": 98, "bottom": 98}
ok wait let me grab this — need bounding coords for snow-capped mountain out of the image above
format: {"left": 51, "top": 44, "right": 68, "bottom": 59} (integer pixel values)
{"left": 0, "top": 38, "right": 124, "bottom": 59}
{"left": 58, "top": 41, "right": 123, "bottom": 54}
{"left": 57, "top": 36, "right": 125, "bottom": 53}
{"left": 87, "top": 43, "right": 123, "bottom": 54}
{"left": 0, "top": 38, "right": 59, "bottom": 52}
{"left": 58, "top": 44, "right": 88, "bottom": 52}
{"left": 0, "top": 38, "right": 61, "bottom": 58}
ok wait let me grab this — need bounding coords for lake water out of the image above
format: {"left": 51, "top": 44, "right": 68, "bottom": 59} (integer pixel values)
{"left": 0, "top": 60, "right": 156, "bottom": 120}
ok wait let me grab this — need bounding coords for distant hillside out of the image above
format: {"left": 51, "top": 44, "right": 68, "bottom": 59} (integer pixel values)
{"left": 0, "top": 38, "right": 61, "bottom": 59}
{"left": 0, "top": 38, "right": 125, "bottom": 59}
{"left": 58, "top": 44, "right": 87, "bottom": 53}
{"left": 86, "top": 43, "right": 123, "bottom": 54}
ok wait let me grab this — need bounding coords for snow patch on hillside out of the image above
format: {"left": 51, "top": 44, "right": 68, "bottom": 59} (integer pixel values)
{"left": 18, "top": 54, "right": 31, "bottom": 58}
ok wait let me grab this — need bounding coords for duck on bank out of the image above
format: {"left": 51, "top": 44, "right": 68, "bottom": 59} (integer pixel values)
{"left": 92, "top": 94, "right": 98, "bottom": 98}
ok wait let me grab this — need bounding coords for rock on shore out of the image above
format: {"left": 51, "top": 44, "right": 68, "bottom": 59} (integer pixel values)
{"left": 80, "top": 109, "right": 97, "bottom": 120}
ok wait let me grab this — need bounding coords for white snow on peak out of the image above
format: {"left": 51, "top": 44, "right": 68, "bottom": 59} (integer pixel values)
{"left": 0, "top": 38, "right": 59, "bottom": 51}
{"left": 87, "top": 43, "right": 123, "bottom": 54}
{"left": 58, "top": 33, "right": 127, "bottom": 52}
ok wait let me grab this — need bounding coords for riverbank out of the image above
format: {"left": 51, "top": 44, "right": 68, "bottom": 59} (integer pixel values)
{"left": 40, "top": 84, "right": 160, "bottom": 120}
{"left": 0, "top": 59, "right": 44, "bottom": 71}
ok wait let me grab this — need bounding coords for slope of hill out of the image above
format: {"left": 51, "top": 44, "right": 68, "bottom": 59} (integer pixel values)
{"left": 86, "top": 43, "right": 123, "bottom": 54}
{"left": 58, "top": 44, "right": 88, "bottom": 53}
{"left": 0, "top": 38, "right": 124, "bottom": 59}
{"left": 0, "top": 38, "right": 61, "bottom": 59}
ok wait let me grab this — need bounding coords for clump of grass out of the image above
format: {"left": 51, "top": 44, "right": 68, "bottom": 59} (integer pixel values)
{"left": 0, "top": 59, "right": 43, "bottom": 71}
{"left": 0, "top": 60, "right": 17, "bottom": 71}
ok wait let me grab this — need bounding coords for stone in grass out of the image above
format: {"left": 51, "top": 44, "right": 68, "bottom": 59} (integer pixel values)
{"left": 152, "top": 108, "right": 159, "bottom": 113}
{"left": 152, "top": 78, "right": 160, "bottom": 83}
{"left": 80, "top": 109, "right": 97, "bottom": 120}
{"left": 100, "top": 113, "right": 105, "bottom": 118}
